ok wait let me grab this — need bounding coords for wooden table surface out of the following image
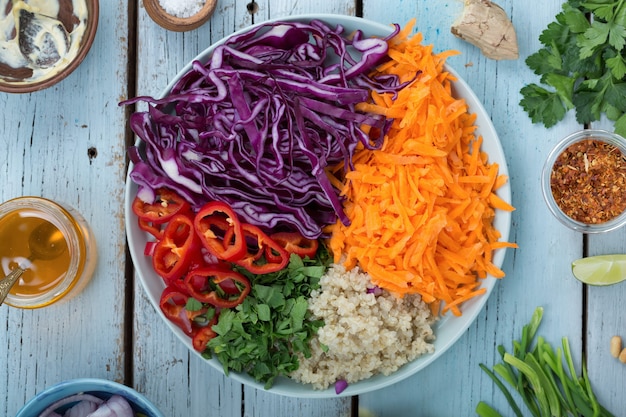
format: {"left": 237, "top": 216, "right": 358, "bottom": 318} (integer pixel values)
{"left": 2, "top": 1, "right": 626, "bottom": 416}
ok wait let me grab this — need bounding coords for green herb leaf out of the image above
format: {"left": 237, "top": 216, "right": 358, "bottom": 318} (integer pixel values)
{"left": 545, "top": 73, "right": 576, "bottom": 108}
{"left": 521, "top": 0, "right": 626, "bottom": 135}
{"left": 581, "top": 0, "right": 618, "bottom": 21}
{"left": 205, "top": 246, "right": 331, "bottom": 388}
{"left": 606, "top": 53, "right": 626, "bottom": 78}
{"left": 580, "top": 22, "right": 610, "bottom": 58}
{"left": 563, "top": 5, "right": 591, "bottom": 33}
{"left": 573, "top": 88, "right": 604, "bottom": 123}
{"left": 519, "top": 84, "right": 569, "bottom": 128}
{"left": 186, "top": 297, "right": 203, "bottom": 312}
{"left": 526, "top": 47, "right": 562, "bottom": 75}
{"left": 614, "top": 111, "right": 626, "bottom": 136}
{"left": 256, "top": 303, "right": 271, "bottom": 321}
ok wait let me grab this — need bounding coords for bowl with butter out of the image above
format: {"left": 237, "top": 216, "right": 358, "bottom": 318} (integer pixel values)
{"left": 0, "top": 0, "right": 99, "bottom": 93}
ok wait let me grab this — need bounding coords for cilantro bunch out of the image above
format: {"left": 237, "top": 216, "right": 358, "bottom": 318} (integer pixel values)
{"left": 520, "top": 0, "right": 626, "bottom": 136}
{"left": 206, "top": 250, "right": 331, "bottom": 389}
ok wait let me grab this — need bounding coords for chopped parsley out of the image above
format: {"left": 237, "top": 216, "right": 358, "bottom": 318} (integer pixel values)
{"left": 204, "top": 249, "right": 331, "bottom": 389}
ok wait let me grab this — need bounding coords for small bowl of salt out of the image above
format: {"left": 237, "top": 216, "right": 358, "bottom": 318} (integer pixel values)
{"left": 143, "top": 0, "right": 217, "bottom": 32}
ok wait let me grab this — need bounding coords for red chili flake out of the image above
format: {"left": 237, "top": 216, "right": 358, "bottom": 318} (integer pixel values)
{"left": 550, "top": 139, "right": 626, "bottom": 224}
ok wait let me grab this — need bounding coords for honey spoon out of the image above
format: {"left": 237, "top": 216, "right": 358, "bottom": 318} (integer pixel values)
{"left": 0, "top": 221, "right": 68, "bottom": 306}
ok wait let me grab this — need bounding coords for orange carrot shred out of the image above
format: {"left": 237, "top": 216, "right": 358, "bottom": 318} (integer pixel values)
{"left": 328, "top": 20, "right": 516, "bottom": 316}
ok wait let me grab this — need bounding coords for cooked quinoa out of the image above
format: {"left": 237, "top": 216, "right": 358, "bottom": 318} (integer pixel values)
{"left": 290, "top": 263, "right": 437, "bottom": 390}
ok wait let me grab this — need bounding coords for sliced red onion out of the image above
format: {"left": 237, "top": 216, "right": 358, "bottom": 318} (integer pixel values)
{"left": 38, "top": 394, "right": 104, "bottom": 417}
{"left": 63, "top": 400, "right": 98, "bottom": 417}
{"left": 335, "top": 379, "right": 348, "bottom": 394}
{"left": 86, "top": 395, "right": 134, "bottom": 417}
{"left": 37, "top": 393, "right": 136, "bottom": 417}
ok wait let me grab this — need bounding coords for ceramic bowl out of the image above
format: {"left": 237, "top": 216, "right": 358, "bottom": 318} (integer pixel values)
{"left": 0, "top": 0, "right": 99, "bottom": 93}
{"left": 143, "top": 0, "right": 217, "bottom": 32}
{"left": 16, "top": 378, "right": 164, "bottom": 417}
{"left": 124, "top": 14, "right": 513, "bottom": 398}
{"left": 542, "top": 129, "right": 626, "bottom": 233}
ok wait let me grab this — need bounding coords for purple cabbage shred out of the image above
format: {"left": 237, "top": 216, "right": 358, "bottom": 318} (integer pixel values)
{"left": 335, "top": 379, "right": 349, "bottom": 394}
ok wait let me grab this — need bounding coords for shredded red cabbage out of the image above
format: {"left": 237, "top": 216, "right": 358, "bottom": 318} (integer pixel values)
{"left": 366, "top": 285, "right": 383, "bottom": 296}
{"left": 122, "top": 20, "right": 405, "bottom": 239}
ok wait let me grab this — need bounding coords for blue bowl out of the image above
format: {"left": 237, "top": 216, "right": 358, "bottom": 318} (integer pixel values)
{"left": 16, "top": 378, "right": 164, "bottom": 417}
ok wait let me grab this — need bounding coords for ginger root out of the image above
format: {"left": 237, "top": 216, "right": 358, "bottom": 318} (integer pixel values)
{"left": 451, "top": 0, "right": 518, "bottom": 60}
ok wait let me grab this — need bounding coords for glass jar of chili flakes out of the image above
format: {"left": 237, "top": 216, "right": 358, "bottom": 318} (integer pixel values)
{"left": 542, "top": 129, "right": 626, "bottom": 233}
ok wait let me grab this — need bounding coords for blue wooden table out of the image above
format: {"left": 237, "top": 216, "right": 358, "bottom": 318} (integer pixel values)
{"left": 2, "top": 1, "right": 626, "bottom": 416}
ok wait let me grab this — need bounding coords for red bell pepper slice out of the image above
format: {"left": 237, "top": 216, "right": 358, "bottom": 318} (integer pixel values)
{"left": 165, "top": 275, "right": 190, "bottom": 295}
{"left": 132, "top": 188, "right": 191, "bottom": 224}
{"left": 268, "top": 231, "right": 319, "bottom": 261}
{"left": 184, "top": 266, "right": 250, "bottom": 308}
{"left": 152, "top": 213, "right": 201, "bottom": 282}
{"left": 191, "top": 317, "right": 218, "bottom": 352}
{"left": 194, "top": 201, "right": 246, "bottom": 262}
{"left": 192, "top": 326, "right": 217, "bottom": 352}
{"left": 159, "top": 287, "right": 194, "bottom": 335}
{"left": 235, "top": 224, "right": 289, "bottom": 274}
{"left": 138, "top": 218, "right": 165, "bottom": 240}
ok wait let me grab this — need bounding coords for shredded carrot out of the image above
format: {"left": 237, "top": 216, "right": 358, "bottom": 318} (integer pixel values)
{"left": 328, "top": 20, "right": 517, "bottom": 316}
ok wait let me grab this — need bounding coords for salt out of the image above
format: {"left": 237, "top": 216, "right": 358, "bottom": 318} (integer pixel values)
{"left": 159, "top": 0, "right": 205, "bottom": 18}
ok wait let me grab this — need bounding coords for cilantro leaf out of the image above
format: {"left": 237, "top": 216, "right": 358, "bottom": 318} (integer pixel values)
{"left": 539, "top": 20, "right": 570, "bottom": 47}
{"left": 519, "top": 84, "right": 569, "bottom": 128}
{"left": 616, "top": 1, "right": 626, "bottom": 25}
{"left": 581, "top": 2, "right": 618, "bottom": 21}
{"left": 545, "top": 73, "right": 576, "bottom": 108}
{"left": 606, "top": 52, "right": 626, "bottom": 78}
{"left": 525, "top": 46, "right": 562, "bottom": 75}
{"left": 562, "top": 4, "right": 591, "bottom": 33}
{"left": 521, "top": 0, "right": 626, "bottom": 134}
{"left": 608, "top": 22, "right": 626, "bottom": 50}
{"left": 580, "top": 21, "right": 610, "bottom": 58}
{"left": 573, "top": 89, "right": 604, "bottom": 123}
{"left": 603, "top": 77, "right": 626, "bottom": 108}
{"left": 614, "top": 112, "right": 626, "bottom": 136}
{"left": 604, "top": 103, "right": 623, "bottom": 120}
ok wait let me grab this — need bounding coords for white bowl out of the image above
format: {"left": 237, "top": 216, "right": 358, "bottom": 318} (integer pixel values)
{"left": 124, "top": 14, "right": 512, "bottom": 398}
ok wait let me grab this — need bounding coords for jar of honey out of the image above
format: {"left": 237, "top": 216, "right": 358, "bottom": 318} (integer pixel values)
{"left": 0, "top": 197, "right": 97, "bottom": 308}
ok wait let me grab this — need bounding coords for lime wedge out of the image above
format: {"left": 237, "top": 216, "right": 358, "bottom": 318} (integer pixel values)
{"left": 571, "top": 255, "right": 626, "bottom": 286}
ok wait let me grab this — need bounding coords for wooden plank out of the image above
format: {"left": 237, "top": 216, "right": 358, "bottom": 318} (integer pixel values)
{"left": 585, "top": 241, "right": 626, "bottom": 414}
{"left": 585, "top": 117, "right": 626, "bottom": 413}
{"left": 359, "top": 1, "right": 584, "bottom": 415}
{"left": 131, "top": 1, "right": 354, "bottom": 416}
{"left": 0, "top": 2, "right": 130, "bottom": 416}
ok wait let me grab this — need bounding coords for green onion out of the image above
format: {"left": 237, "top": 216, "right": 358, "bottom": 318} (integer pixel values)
{"left": 476, "top": 307, "right": 616, "bottom": 417}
